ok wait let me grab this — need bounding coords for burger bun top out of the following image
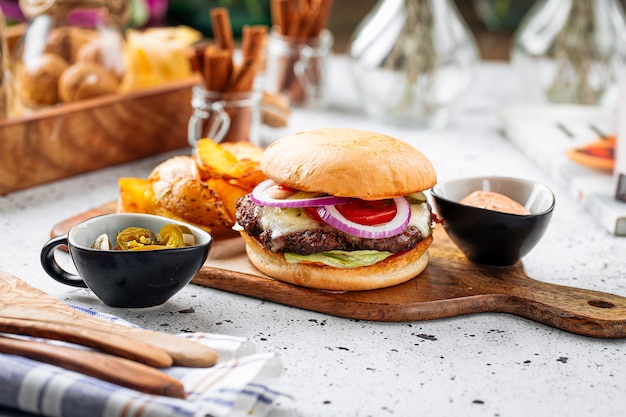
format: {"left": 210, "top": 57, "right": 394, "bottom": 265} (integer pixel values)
{"left": 261, "top": 128, "right": 436, "bottom": 199}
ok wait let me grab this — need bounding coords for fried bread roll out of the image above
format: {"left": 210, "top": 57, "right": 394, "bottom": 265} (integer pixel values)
{"left": 58, "top": 62, "right": 119, "bottom": 102}
{"left": 17, "top": 53, "right": 69, "bottom": 106}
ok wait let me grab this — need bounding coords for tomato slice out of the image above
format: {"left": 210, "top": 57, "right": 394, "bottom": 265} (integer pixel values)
{"left": 336, "top": 199, "right": 397, "bottom": 225}
{"left": 304, "top": 207, "right": 323, "bottom": 222}
{"left": 275, "top": 184, "right": 296, "bottom": 192}
{"left": 305, "top": 199, "right": 399, "bottom": 226}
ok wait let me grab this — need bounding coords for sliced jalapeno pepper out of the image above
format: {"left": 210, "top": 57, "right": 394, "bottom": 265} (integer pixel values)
{"left": 117, "top": 227, "right": 157, "bottom": 250}
{"left": 128, "top": 245, "right": 169, "bottom": 251}
{"left": 157, "top": 224, "right": 195, "bottom": 248}
{"left": 156, "top": 224, "right": 184, "bottom": 248}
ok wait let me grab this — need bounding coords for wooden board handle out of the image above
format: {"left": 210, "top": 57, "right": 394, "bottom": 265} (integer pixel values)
{"left": 480, "top": 267, "right": 626, "bottom": 338}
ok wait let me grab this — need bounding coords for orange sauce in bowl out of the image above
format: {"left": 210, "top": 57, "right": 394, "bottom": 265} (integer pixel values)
{"left": 459, "top": 191, "right": 530, "bottom": 215}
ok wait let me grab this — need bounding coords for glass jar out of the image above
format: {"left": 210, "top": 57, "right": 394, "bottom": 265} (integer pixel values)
{"left": 511, "top": 0, "right": 626, "bottom": 107}
{"left": 347, "top": 0, "right": 479, "bottom": 128}
{"left": 188, "top": 85, "right": 262, "bottom": 147}
{"left": 9, "top": 0, "right": 127, "bottom": 115}
{"left": 264, "top": 29, "right": 334, "bottom": 109}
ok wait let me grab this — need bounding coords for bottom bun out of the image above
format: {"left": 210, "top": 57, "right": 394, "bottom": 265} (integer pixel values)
{"left": 240, "top": 232, "right": 433, "bottom": 291}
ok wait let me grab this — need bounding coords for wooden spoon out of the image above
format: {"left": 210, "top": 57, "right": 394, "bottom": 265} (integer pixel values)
{"left": 0, "top": 335, "right": 186, "bottom": 398}
{"left": 0, "top": 316, "right": 172, "bottom": 368}
{"left": 0, "top": 270, "right": 218, "bottom": 367}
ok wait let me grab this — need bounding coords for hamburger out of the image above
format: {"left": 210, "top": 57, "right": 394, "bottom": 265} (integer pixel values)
{"left": 235, "top": 128, "right": 437, "bottom": 291}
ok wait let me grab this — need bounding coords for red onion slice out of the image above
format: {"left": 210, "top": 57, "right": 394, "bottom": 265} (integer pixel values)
{"left": 316, "top": 197, "right": 411, "bottom": 239}
{"left": 251, "top": 179, "right": 354, "bottom": 207}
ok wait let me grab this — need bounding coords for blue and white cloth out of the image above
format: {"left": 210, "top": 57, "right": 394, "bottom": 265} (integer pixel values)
{"left": 0, "top": 307, "right": 291, "bottom": 417}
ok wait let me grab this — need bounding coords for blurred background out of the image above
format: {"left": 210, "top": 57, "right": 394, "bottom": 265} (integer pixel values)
{"left": 0, "top": 0, "right": 543, "bottom": 61}
{"left": 3, "top": 0, "right": 626, "bottom": 61}
{"left": 329, "top": 0, "right": 532, "bottom": 60}
{"left": 165, "top": 0, "right": 535, "bottom": 60}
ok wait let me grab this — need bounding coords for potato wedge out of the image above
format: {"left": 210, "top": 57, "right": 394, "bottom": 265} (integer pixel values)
{"left": 221, "top": 141, "right": 264, "bottom": 162}
{"left": 195, "top": 138, "right": 240, "bottom": 178}
{"left": 231, "top": 168, "right": 266, "bottom": 191}
{"left": 118, "top": 177, "right": 154, "bottom": 213}
{"left": 118, "top": 139, "right": 265, "bottom": 240}
{"left": 206, "top": 178, "right": 250, "bottom": 220}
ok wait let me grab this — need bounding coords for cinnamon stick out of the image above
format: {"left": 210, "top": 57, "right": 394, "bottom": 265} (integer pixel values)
{"left": 310, "top": 0, "right": 333, "bottom": 37}
{"left": 241, "top": 25, "right": 268, "bottom": 62}
{"left": 270, "top": 0, "right": 333, "bottom": 39}
{"left": 210, "top": 7, "right": 234, "bottom": 51}
{"left": 188, "top": 41, "right": 212, "bottom": 76}
{"left": 285, "top": 0, "right": 299, "bottom": 37}
{"left": 296, "top": 0, "right": 319, "bottom": 41}
{"left": 227, "top": 62, "right": 258, "bottom": 93}
{"left": 203, "top": 45, "right": 233, "bottom": 91}
{"left": 271, "top": 0, "right": 289, "bottom": 35}
{"left": 227, "top": 25, "right": 267, "bottom": 93}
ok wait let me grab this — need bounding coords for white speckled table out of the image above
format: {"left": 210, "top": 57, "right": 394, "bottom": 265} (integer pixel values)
{"left": 2, "top": 58, "right": 626, "bottom": 417}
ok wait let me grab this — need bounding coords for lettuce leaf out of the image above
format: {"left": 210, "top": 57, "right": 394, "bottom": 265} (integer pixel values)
{"left": 284, "top": 250, "right": 393, "bottom": 268}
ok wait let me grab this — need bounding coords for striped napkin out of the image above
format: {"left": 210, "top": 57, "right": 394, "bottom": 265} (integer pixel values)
{"left": 0, "top": 307, "right": 291, "bottom": 417}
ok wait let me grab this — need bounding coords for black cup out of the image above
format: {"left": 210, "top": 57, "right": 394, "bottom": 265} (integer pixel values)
{"left": 41, "top": 213, "right": 213, "bottom": 308}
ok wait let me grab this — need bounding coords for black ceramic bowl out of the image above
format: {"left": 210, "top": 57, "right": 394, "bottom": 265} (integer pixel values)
{"left": 41, "top": 213, "right": 213, "bottom": 308}
{"left": 430, "top": 176, "right": 555, "bottom": 266}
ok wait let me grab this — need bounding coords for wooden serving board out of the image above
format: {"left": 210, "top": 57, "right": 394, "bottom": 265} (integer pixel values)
{"left": 52, "top": 203, "right": 626, "bottom": 339}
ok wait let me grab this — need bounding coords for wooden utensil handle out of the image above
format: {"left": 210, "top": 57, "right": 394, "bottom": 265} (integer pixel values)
{"left": 0, "top": 335, "right": 186, "bottom": 398}
{"left": 0, "top": 270, "right": 218, "bottom": 368}
{"left": 62, "top": 321, "right": 220, "bottom": 368}
{"left": 0, "top": 316, "right": 173, "bottom": 368}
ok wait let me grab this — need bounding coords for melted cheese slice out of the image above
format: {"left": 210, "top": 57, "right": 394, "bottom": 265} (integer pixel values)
{"left": 259, "top": 201, "right": 431, "bottom": 240}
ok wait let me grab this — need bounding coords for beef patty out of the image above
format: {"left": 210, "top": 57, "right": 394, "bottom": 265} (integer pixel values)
{"left": 236, "top": 195, "right": 428, "bottom": 255}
